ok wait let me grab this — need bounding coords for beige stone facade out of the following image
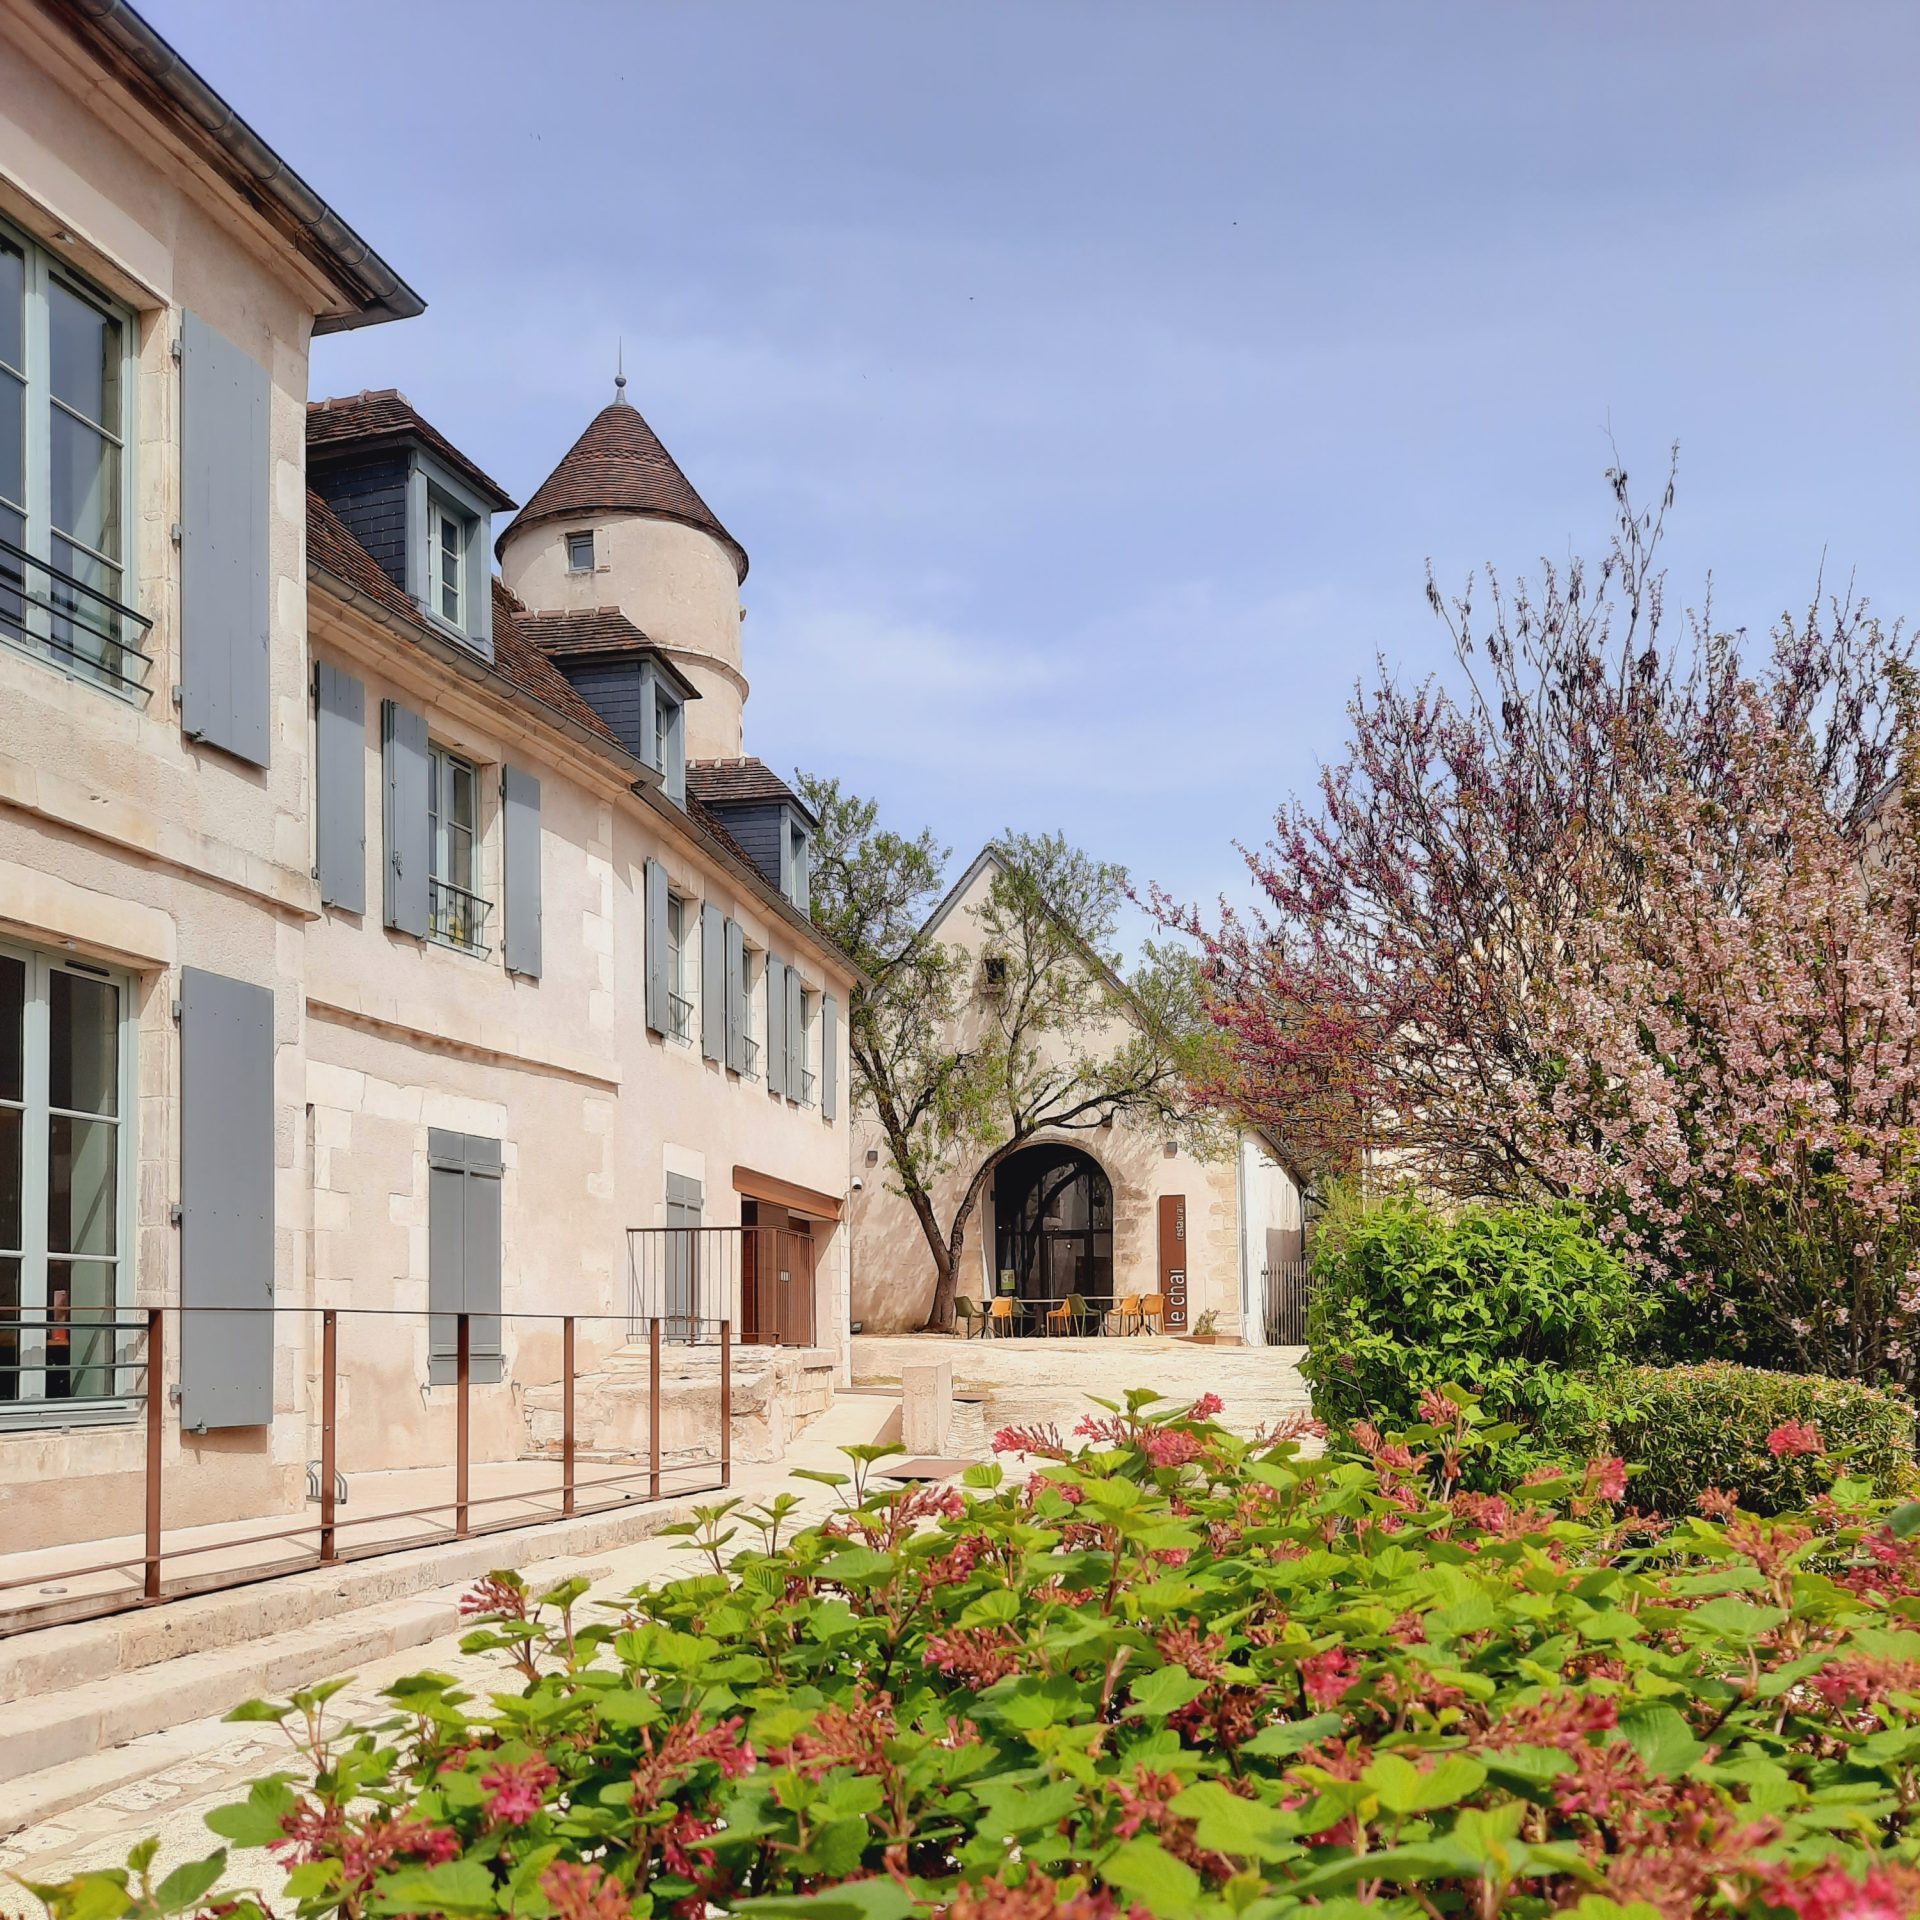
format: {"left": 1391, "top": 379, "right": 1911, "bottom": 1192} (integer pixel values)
{"left": 848, "top": 851, "right": 1303, "bottom": 1343}
{"left": 0, "top": 0, "right": 855, "bottom": 1561}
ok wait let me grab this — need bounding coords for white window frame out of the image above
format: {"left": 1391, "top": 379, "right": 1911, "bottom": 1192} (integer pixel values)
{"left": 741, "top": 944, "right": 762, "bottom": 1082}
{"left": 666, "top": 893, "right": 694, "bottom": 1046}
{"left": 427, "top": 742, "right": 490, "bottom": 956}
{"left": 0, "top": 939, "right": 139, "bottom": 1428}
{"left": 0, "top": 215, "right": 139, "bottom": 699}
{"left": 565, "top": 530, "right": 595, "bottom": 573}
{"left": 798, "top": 987, "right": 819, "bottom": 1107}
{"left": 428, "top": 494, "right": 467, "bottom": 631}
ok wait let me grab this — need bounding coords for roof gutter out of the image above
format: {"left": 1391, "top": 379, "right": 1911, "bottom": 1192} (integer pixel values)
{"left": 58, "top": 0, "right": 425, "bottom": 333}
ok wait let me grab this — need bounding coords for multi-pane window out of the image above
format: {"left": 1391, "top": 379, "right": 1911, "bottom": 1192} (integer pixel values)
{"left": 429, "top": 497, "right": 465, "bottom": 628}
{"left": 427, "top": 743, "right": 489, "bottom": 954}
{"left": 666, "top": 895, "right": 694, "bottom": 1045}
{"left": 0, "top": 944, "right": 131, "bottom": 1416}
{"left": 741, "top": 947, "right": 762, "bottom": 1080}
{"left": 798, "top": 990, "right": 819, "bottom": 1106}
{"left": 566, "top": 531, "right": 594, "bottom": 573}
{"left": 0, "top": 223, "right": 136, "bottom": 694}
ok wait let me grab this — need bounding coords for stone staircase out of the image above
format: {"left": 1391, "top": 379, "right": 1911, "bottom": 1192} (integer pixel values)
{"left": 522, "top": 1340, "right": 838, "bottom": 1467}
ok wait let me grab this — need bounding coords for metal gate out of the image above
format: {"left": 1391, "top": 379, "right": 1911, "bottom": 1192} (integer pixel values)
{"left": 1262, "top": 1258, "right": 1314, "bottom": 1345}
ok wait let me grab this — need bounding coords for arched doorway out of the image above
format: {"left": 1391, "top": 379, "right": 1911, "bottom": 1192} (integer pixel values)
{"left": 993, "top": 1144, "right": 1114, "bottom": 1315}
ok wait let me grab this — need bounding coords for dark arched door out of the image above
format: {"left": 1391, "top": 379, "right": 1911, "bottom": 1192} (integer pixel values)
{"left": 993, "top": 1144, "right": 1114, "bottom": 1314}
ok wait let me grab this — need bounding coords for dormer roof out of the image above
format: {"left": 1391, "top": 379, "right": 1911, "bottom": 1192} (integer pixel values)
{"left": 688, "top": 757, "right": 817, "bottom": 828}
{"left": 503, "top": 398, "right": 748, "bottom": 582}
{"left": 518, "top": 607, "right": 703, "bottom": 703}
{"left": 307, "top": 390, "right": 516, "bottom": 511}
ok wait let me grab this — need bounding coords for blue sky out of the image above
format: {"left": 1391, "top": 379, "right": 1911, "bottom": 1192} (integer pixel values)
{"left": 150, "top": 1, "right": 1920, "bottom": 934}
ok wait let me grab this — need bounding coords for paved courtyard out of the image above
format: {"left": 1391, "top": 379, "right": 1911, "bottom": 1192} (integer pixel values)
{"left": 851, "top": 1331, "right": 1312, "bottom": 1450}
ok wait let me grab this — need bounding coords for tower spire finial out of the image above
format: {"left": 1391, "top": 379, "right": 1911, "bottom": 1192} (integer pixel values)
{"left": 614, "top": 336, "right": 628, "bottom": 404}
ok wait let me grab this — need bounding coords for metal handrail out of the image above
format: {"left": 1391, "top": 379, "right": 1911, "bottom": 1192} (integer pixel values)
{"left": 0, "top": 1303, "right": 734, "bottom": 1638}
{"left": 428, "top": 875, "right": 493, "bottom": 955}
{"left": 0, "top": 534, "right": 152, "bottom": 698}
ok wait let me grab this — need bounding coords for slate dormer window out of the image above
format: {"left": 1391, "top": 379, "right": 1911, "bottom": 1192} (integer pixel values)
{"left": 406, "top": 458, "right": 493, "bottom": 657}
{"left": 781, "top": 813, "right": 811, "bottom": 914}
{"left": 640, "top": 660, "right": 687, "bottom": 808}
{"left": 566, "top": 531, "right": 594, "bottom": 573}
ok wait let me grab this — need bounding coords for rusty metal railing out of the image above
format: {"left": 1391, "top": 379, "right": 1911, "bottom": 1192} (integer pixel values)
{"left": 0, "top": 1304, "right": 731, "bottom": 1638}
{"left": 627, "top": 1225, "right": 817, "bottom": 1349}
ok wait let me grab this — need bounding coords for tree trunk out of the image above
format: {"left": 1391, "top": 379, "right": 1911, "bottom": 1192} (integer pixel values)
{"left": 926, "top": 1159, "right": 998, "bottom": 1335}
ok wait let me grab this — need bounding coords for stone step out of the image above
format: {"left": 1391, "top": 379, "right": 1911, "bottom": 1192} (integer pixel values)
{"left": 0, "top": 1486, "right": 709, "bottom": 1727}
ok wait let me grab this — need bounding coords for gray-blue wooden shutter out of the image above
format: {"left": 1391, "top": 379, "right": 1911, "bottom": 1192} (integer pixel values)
{"left": 382, "top": 699, "right": 429, "bottom": 937}
{"left": 314, "top": 661, "right": 365, "bottom": 912}
{"left": 787, "top": 967, "right": 804, "bottom": 1099}
{"left": 179, "top": 312, "right": 270, "bottom": 767}
{"left": 823, "top": 994, "right": 838, "bottom": 1120}
{"left": 765, "top": 955, "right": 787, "bottom": 1098}
{"left": 701, "top": 902, "right": 724, "bottom": 1062}
{"left": 725, "top": 918, "right": 745, "bottom": 1072}
{"left": 178, "top": 967, "right": 274, "bottom": 1429}
{"left": 428, "top": 1130, "right": 502, "bottom": 1384}
{"left": 644, "top": 858, "right": 669, "bottom": 1035}
{"left": 502, "top": 766, "right": 542, "bottom": 977}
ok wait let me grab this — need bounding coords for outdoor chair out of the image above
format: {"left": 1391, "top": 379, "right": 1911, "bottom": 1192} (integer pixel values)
{"left": 954, "top": 1297, "right": 986, "bottom": 1340}
{"left": 1107, "top": 1293, "right": 1143, "bottom": 1336}
{"left": 1044, "top": 1295, "right": 1089, "bottom": 1336}
{"left": 1063, "top": 1290, "right": 1091, "bottom": 1336}
{"left": 1139, "top": 1293, "right": 1167, "bottom": 1335}
{"left": 988, "top": 1296, "right": 1016, "bottom": 1338}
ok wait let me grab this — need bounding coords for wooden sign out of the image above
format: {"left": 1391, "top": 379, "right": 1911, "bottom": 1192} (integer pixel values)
{"left": 1157, "top": 1193, "right": 1187, "bottom": 1331}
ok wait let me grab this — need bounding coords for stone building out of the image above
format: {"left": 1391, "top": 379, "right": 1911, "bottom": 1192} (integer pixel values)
{"left": 848, "top": 849, "right": 1306, "bottom": 1343}
{"left": 0, "top": 0, "right": 854, "bottom": 1567}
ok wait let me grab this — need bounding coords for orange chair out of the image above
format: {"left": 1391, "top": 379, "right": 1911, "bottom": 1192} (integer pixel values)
{"left": 1139, "top": 1293, "right": 1167, "bottom": 1335}
{"left": 988, "top": 1297, "right": 1016, "bottom": 1338}
{"left": 1043, "top": 1298, "right": 1072, "bottom": 1336}
{"left": 1108, "top": 1294, "right": 1142, "bottom": 1336}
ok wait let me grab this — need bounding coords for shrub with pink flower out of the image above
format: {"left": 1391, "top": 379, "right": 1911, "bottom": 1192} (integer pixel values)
{"left": 1769, "top": 1418, "right": 1825, "bottom": 1459}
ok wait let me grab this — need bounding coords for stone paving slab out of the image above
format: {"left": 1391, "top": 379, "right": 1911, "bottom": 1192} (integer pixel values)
{"left": 851, "top": 1332, "right": 1312, "bottom": 1451}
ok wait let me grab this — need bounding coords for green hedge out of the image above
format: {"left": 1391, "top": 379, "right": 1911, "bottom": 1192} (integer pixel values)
{"left": 32, "top": 1394, "right": 1920, "bottom": 1920}
{"left": 1607, "top": 1361, "right": 1918, "bottom": 1516}
{"left": 1303, "top": 1196, "right": 1638, "bottom": 1475}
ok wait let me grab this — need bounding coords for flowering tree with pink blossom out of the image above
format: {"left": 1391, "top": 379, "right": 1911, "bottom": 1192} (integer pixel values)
{"left": 1161, "top": 463, "right": 1920, "bottom": 1376}
{"left": 1522, "top": 688, "right": 1920, "bottom": 1383}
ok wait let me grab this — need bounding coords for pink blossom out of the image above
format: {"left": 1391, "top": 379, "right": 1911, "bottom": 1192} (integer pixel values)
{"left": 479, "top": 1757, "right": 557, "bottom": 1826}
{"left": 1767, "top": 1419, "right": 1824, "bottom": 1459}
{"left": 1583, "top": 1455, "right": 1628, "bottom": 1503}
{"left": 1763, "top": 1864, "right": 1917, "bottom": 1920}
{"left": 1187, "top": 1392, "right": 1225, "bottom": 1419}
{"left": 1298, "top": 1647, "right": 1358, "bottom": 1709}
{"left": 541, "top": 1861, "right": 632, "bottom": 1920}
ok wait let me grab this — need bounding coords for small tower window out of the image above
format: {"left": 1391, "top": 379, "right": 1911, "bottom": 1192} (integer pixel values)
{"left": 566, "top": 530, "right": 594, "bottom": 573}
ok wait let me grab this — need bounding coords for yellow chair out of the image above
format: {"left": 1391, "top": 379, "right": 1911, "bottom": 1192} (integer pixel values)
{"left": 1139, "top": 1293, "right": 1167, "bottom": 1336}
{"left": 1043, "top": 1298, "right": 1072, "bottom": 1336}
{"left": 988, "top": 1297, "right": 1016, "bottom": 1338}
{"left": 1108, "top": 1294, "right": 1142, "bottom": 1336}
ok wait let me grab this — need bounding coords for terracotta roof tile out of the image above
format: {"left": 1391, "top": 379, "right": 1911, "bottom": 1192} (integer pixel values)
{"left": 687, "top": 756, "right": 810, "bottom": 816}
{"left": 504, "top": 399, "right": 747, "bottom": 581}
{"left": 515, "top": 606, "right": 657, "bottom": 657}
{"left": 308, "top": 390, "right": 516, "bottom": 511}
{"left": 305, "top": 489, "right": 623, "bottom": 755}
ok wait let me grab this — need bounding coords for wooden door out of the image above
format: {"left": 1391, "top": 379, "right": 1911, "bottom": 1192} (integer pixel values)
{"left": 1157, "top": 1194, "right": 1187, "bottom": 1331}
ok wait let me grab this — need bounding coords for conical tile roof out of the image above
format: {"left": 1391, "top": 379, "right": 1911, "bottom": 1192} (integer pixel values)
{"left": 502, "top": 397, "right": 747, "bottom": 581}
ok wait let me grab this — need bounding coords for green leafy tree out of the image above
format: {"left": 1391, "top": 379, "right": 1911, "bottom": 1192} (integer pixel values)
{"left": 799, "top": 777, "right": 1216, "bottom": 1331}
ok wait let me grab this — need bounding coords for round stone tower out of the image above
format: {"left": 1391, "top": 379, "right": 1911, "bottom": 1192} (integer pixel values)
{"left": 496, "top": 377, "right": 749, "bottom": 759}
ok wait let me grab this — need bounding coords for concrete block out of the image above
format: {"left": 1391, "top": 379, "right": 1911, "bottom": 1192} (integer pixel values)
{"left": 0, "top": 1688, "right": 105, "bottom": 1784}
{"left": 902, "top": 1360, "right": 953, "bottom": 1456}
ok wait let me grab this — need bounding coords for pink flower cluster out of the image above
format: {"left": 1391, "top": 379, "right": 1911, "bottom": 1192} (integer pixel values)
{"left": 1768, "top": 1419, "right": 1825, "bottom": 1459}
